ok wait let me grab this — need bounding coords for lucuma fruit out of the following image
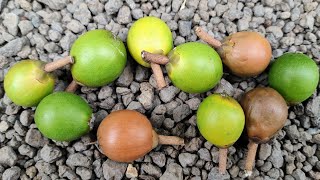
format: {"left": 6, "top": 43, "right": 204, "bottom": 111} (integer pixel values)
{"left": 35, "top": 92, "right": 92, "bottom": 141}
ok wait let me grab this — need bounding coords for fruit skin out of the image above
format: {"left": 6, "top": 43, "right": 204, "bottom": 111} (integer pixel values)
{"left": 127, "top": 16, "right": 173, "bottom": 67}
{"left": 240, "top": 87, "right": 288, "bottom": 143}
{"left": 35, "top": 92, "right": 92, "bottom": 141}
{"left": 97, "top": 110, "right": 153, "bottom": 162}
{"left": 166, "top": 42, "right": 223, "bottom": 93}
{"left": 4, "top": 60, "right": 55, "bottom": 107}
{"left": 268, "top": 53, "right": 319, "bottom": 104}
{"left": 70, "top": 29, "right": 127, "bottom": 87}
{"left": 197, "top": 94, "right": 245, "bottom": 148}
{"left": 218, "top": 31, "right": 271, "bottom": 77}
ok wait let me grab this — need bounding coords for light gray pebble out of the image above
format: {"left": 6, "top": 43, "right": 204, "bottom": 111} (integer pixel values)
{"left": 76, "top": 167, "right": 92, "bottom": 180}
{"left": 0, "top": 0, "right": 8, "bottom": 10}
{"left": 197, "top": 148, "right": 211, "bottom": 161}
{"left": 261, "top": 161, "right": 272, "bottom": 172}
{"left": 259, "top": 143, "right": 272, "bottom": 160}
{"left": 58, "top": 165, "right": 78, "bottom": 179}
{"left": 66, "top": 153, "right": 91, "bottom": 168}
{"left": 208, "top": 167, "right": 230, "bottom": 180}
{"left": 132, "top": 8, "right": 143, "bottom": 19}
{"left": 172, "top": 0, "right": 183, "bottom": 12}
{"left": 137, "top": 82, "right": 154, "bottom": 110}
{"left": 160, "top": 163, "right": 183, "bottom": 180}
{"left": 150, "top": 152, "right": 166, "bottom": 167}
{"left": 40, "top": 144, "right": 62, "bottom": 163}
{"left": 18, "top": 20, "right": 34, "bottom": 35}
{"left": 25, "top": 128, "right": 47, "bottom": 148}
{"left": 2, "top": 166, "right": 21, "bottom": 180}
{"left": 253, "top": 5, "right": 265, "bottom": 17}
{"left": 127, "top": 101, "right": 145, "bottom": 113}
{"left": 141, "top": 163, "right": 162, "bottom": 178}
{"left": 185, "top": 125, "right": 197, "bottom": 138}
{"left": 3, "top": 13, "right": 19, "bottom": 36}
{"left": 178, "top": 153, "right": 198, "bottom": 167}
{"left": 117, "top": 65, "right": 133, "bottom": 87}
{"left": 266, "top": 26, "right": 284, "bottom": 39}
{"left": 173, "top": 104, "right": 191, "bottom": 122}
{"left": 0, "top": 38, "right": 27, "bottom": 57}
{"left": 159, "top": 86, "right": 180, "bottom": 103}
{"left": 283, "top": 22, "right": 295, "bottom": 33}
{"left": 67, "top": 20, "right": 85, "bottom": 34}
{"left": 185, "top": 98, "right": 200, "bottom": 111}
{"left": 0, "top": 120, "right": 9, "bottom": 133}
{"left": 35, "top": 161, "right": 56, "bottom": 174}
{"left": 59, "top": 31, "right": 77, "bottom": 51}
{"left": 178, "top": 8, "right": 194, "bottom": 21}
{"left": 18, "top": 144, "right": 36, "bottom": 158}
{"left": 103, "top": 159, "right": 127, "bottom": 180}
{"left": 117, "top": 6, "right": 132, "bottom": 24}
{"left": 74, "top": 3, "right": 91, "bottom": 25}
{"left": 163, "top": 118, "right": 175, "bottom": 129}
{"left": 178, "top": 21, "right": 192, "bottom": 37}
{"left": 292, "top": 169, "right": 306, "bottom": 180}
{"left": 37, "top": 0, "right": 67, "bottom": 10}
{"left": 285, "top": 124, "right": 300, "bottom": 140}
{"left": 105, "top": 0, "right": 123, "bottom": 15}
{"left": 214, "top": 78, "right": 234, "bottom": 96}
{"left": 26, "top": 166, "right": 37, "bottom": 178}
{"left": 306, "top": 96, "right": 320, "bottom": 117}
{"left": 0, "top": 146, "right": 18, "bottom": 166}
{"left": 268, "top": 141, "right": 284, "bottom": 168}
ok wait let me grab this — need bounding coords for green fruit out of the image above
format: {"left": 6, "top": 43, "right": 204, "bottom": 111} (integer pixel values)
{"left": 4, "top": 60, "right": 55, "bottom": 107}
{"left": 70, "top": 29, "right": 127, "bottom": 87}
{"left": 269, "top": 53, "right": 319, "bottom": 104}
{"left": 166, "top": 42, "right": 223, "bottom": 93}
{"left": 35, "top": 92, "right": 92, "bottom": 141}
{"left": 197, "top": 94, "right": 245, "bottom": 148}
{"left": 127, "top": 16, "right": 173, "bottom": 67}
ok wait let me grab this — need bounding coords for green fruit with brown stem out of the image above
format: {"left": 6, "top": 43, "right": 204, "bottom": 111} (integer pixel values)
{"left": 35, "top": 92, "right": 92, "bottom": 141}
{"left": 197, "top": 94, "right": 245, "bottom": 174}
{"left": 4, "top": 60, "right": 55, "bottom": 107}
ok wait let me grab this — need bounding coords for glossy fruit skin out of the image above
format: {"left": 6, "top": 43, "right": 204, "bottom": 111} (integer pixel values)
{"left": 4, "top": 60, "right": 55, "bottom": 107}
{"left": 35, "top": 92, "right": 92, "bottom": 141}
{"left": 70, "top": 29, "right": 127, "bottom": 87}
{"left": 197, "top": 94, "right": 245, "bottom": 148}
{"left": 218, "top": 31, "right": 271, "bottom": 77}
{"left": 268, "top": 53, "right": 319, "bottom": 104}
{"left": 240, "top": 87, "right": 288, "bottom": 143}
{"left": 127, "top": 16, "right": 173, "bottom": 67}
{"left": 166, "top": 42, "right": 223, "bottom": 93}
{"left": 97, "top": 110, "right": 153, "bottom": 162}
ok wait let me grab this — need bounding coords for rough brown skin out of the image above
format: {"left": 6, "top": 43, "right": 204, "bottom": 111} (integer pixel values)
{"left": 97, "top": 110, "right": 184, "bottom": 162}
{"left": 218, "top": 32, "right": 272, "bottom": 77}
{"left": 240, "top": 87, "right": 288, "bottom": 176}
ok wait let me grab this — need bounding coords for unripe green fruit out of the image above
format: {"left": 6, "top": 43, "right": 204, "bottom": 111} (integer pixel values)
{"left": 35, "top": 92, "right": 92, "bottom": 141}
{"left": 70, "top": 29, "right": 127, "bottom": 87}
{"left": 197, "top": 94, "right": 245, "bottom": 148}
{"left": 4, "top": 60, "right": 55, "bottom": 107}
{"left": 166, "top": 42, "right": 223, "bottom": 93}
{"left": 127, "top": 16, "right": 173, "bottom": 67}
{"left": 268, "top": 53, "right": 319, "bottom": 104}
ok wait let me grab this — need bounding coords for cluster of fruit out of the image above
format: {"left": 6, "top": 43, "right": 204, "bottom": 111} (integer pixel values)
{"left": 4, "top": 16, "right": 319, "bottom": 176}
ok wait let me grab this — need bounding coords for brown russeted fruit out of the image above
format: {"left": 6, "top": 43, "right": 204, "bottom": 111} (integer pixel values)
{"left": 195, "top": 27, "right": 272, "bottom": 77}
{"left": 97, "top": 110, "right": 184, "bottom": 162}
{"left": 240, "top": 87, "right": 288, "bottom": 176}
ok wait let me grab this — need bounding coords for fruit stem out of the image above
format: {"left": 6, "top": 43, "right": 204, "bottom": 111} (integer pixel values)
{"left": 84, "top": 141, "right": 97, "bottom": 146}
{"left": 141, "top": 51, "right": 169, "bottom": 65}
{"left": 245, "top": 140, "right": 259, "bottom": 177}
{"left": 219, "top": 148, "right": 228, "bottom": 174}
{"left": 158, "top": 135, "right": 184, "bottom": 145}
{"left": 44, "top": 56, "right": 74, "bottom": 73}
{"left": 65, "top": 80, "right": 79, "bottom": 93}
{"left": 195, "top": 27, "right": 222, "bottom": 48}
{"left": 150, "top": 63, "right": 167, "bottom": 90}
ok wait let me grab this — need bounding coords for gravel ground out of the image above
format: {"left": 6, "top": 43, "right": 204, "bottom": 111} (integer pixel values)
{"left": 0, "top": 0, "right": 320, "bottom": 179}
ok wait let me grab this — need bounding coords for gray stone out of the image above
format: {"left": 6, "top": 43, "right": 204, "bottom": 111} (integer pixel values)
{"left": 185, "top": 125, "right": 197, "bottom": 138}
{"left": 117, "top": 65, "right": 133, "bottom": 87}
{"left": 18, "top": 144, "right": 36, "bottom": 158}
{"left": 185, "top": 137, "right": 202, "bottom": 152}
{"left": 66, "top": 20, "right": 85, "bottom": 34}
{"left": 60, "top": 31, "right": 77, "bottom": 51}
{"left": 26, "top": 166, "right": 37, "bottom": 178}
{"left": 35, "top": 161, "right": 56, "bottom": 174}
{"left": 214, "top": 78, "right": 234, "bottom": 96}
{"left": 3, "top": 13, "right": 19, "bottom": 36}
{"left": 59, "top": 165, "right": 78, "bottom": 179}
{"left": 66, "top": 153, "right": 91, "bottom": 168}
{"left": 185, "top": 98, "right": 201, "bottom": 110}
{"left": 137, "top": 82, "right": 154, "bottom": 110}
{"left": 178, "top": 153, "right": 198, "bottom": 167}
{"left": 127, "top": 101, "right": 145, "bottom": 113}
{"left": 141, "top": 163, "right": 162, "bottom": 178}
{"left": 178, "top": 8, "right": 194, "bottom": 21}
{"left": 159, "top": 86, "right": 180, "bottom": 103}
{"left": 18, "top": 20, "right": 34, "bottom": 35}
{"left": 306, "top": 96, "right": 320, "bottom": 117}
{"left": 2, "top": 166, "right": 21, "bottom": 180}
{"left": 19, "top": 110, "right": 33, "bottom": 126}
{"left": 98, "top": 86, "right": 113, "bottom": 100}
{"left": 0, "top": 146, "right": 18, "bottom": 166}
{"left": 253, "top": 5, "right": 265, "bottom": 17}
{"left": 283, "top": 22, "right": 295, "bottom": 33}
{"left": 173, "top": 104, "right": 191, "bottom": 122}
{"left": 300, "top": 14, "right": 315, "bottom": 30}
{"left": 285, "top": 125, "right": 300, "bottom": 140}
{"left": 25, "top": 129, "right": 47, "bottom": 148}
{"left": 132, "top": 9, "right": 143, "bottom": 19}
{"left": 266, "top": 26, "right": 283, "bottom": 39}
{"left": 178, "top": 21, "right": 192, "bottom": 37}
{"left": 103, "top": 159, "right": 127, "bottom": 180}
{"left": 208, "top": 167, "right": 230, "bottom": 180}
{"left": 198, "top": 148, "right": 211, "bottom": 161}
{"left": 302, "top": 145, "right": 315, "bottom": 157}
{"left": 160, "top": 163, "right": 183, "bottom": 180}
{"left": 117, "top": 6, "right": 132, "bottom": 24}
{"left": 259, "top": 143, "right": 272, "bottom": 160}
{"left": 0, "top": 120, "right": 9, "bottom": 133}
{"left": 40, "top": 144, "right": 62, "bottom": 163}
{"left": 150, "top": 152, "right": 166, "bottom": 167}
{"left": 0, "top": 38, "right": 27, "bottom": 57}
{"left": 268, "top": 141, "right": 284, "bottom": 168}
{"left": 74, "top": 3, "right": 91, "bottom": 25}
{"left": 76, "top": 167, "right": 92, "bottom": 180}
{"left": 37, "top": 0, "right": 67, "bottom": 10}
{"left": 0, "top": 0, "right": 8, "bottom": 10}
{"left": 292, "top": 169, "right": 306, "bottom": 180}
{"left": 105, "top": 0, "right": 123, "bottom": 15}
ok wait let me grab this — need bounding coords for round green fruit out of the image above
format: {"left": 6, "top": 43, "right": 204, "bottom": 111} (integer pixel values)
{"left": 268, "top": 53, "right": 319, "bottom": 104}
{"left": 197, "top": 94, "right": 245, "bottom": 148}
{"left": 127, "top": 16, "right": 173, "bottom": 67}
{"left": 70, "top": 29, "right": 127, "bottom": 87}
{"left": 166, "top": 42, "right": 223, "bottom": 93}
{"left": 35, "top": 92, "right": 92, "bottom": 141}
{"left": 4, "top": 60, "right": 55, "bottom": 107}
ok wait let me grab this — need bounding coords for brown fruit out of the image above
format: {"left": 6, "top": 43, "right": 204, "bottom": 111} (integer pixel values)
{"left": 240, "top": 87, "right": 288, "bottom": 143}
{"left": 218, "top": 32, "right": 272, "bottom": 77}
{"left": 97, "top": 110, "right": 184, "bottom": 162}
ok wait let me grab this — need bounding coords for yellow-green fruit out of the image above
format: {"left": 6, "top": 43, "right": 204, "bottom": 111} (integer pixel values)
{"left": 197, "top": 94, "right": 245, "bottom": 148}
{"left": 70, "top": 29, "right": 127, "bottom": 87}
{"left": 127, "top": 16, "right": 173, "bottom": 67}
{"left": 166, "top": 42, "right": 223, "bottom": 93}
{"left": 35, "top": 92, "right": 92, "bottom": 141}
{"left": 4, "top": 60, "right": 55, "bottom": 107}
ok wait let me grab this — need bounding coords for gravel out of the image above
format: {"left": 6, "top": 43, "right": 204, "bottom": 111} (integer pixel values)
{"left": 0, "top": 0, "right": 319, "bottom": 179}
